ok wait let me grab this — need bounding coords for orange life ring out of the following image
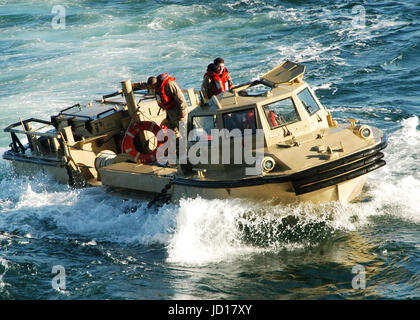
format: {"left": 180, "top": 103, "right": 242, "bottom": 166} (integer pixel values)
{"left": 122, "top": 121, "right": 166, "bottom": 164}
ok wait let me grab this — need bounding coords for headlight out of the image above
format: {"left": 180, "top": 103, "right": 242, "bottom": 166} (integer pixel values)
{"left": 262, "top": 156, "right": 276, "bottom": 173}
{"left": 358, "top": 125, "right": 372, "bottom": 139}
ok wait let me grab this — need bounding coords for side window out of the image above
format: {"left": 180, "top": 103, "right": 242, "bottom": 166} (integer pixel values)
{"left": 297, "top": 88, "right": 320, "bottom": 115}
{"left": 262, "top": 98, "right": 300, "bottom": 129}
{"left": 191, "top": 115, "right": 216, "bottom": 141}
{"left": 223, "top": 109, "right": 257, "bottom": 134}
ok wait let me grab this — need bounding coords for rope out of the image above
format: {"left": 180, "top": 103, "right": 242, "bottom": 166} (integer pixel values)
{"left": 69, "top": 146, "right": 116, "bottom": 156}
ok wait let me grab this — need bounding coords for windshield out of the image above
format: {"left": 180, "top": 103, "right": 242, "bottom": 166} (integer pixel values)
{"left": 262, "top": 98, "right": 300, "bottom": 129}
{"left": 297, "top": 88, "right": 320, "bottom": 115}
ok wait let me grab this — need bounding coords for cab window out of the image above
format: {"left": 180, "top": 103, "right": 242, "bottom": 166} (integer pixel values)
{"left": 297, "top": 88, "right": 320, "bottom": 115}
{"left": 191, "top": 115, "right": 216, "bottom": 141}
{"left": 262, "top": 98, "right": 300, "bottom": 129}
{"left": 223, "top": 109, "right": 257, "bottom": 134}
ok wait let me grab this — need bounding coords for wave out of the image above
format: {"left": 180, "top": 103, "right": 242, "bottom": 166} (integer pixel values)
{"left": 366, "top": 116, "right": 420, "bottom": 222}
{"left": 0, "top": 256, "right": 10, "bottom": 296}
{"left": 166, "top": 197, "right": 365, "bottom": 265}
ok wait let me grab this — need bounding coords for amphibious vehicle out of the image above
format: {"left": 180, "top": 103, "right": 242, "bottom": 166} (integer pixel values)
{"left": 2, "top": 61, "right": 387, "bottom": 205}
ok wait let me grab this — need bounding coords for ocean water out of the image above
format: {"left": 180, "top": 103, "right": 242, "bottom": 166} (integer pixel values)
{"left": 0, "top": 0, "right": 419, "bottom": 300}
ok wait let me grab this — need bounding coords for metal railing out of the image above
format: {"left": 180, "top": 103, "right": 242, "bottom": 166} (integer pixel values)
{"left": 4, "top": 118, "right": 63, "bottom": 157}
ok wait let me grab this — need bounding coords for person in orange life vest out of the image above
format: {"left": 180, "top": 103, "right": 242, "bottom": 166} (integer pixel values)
{"left": 245, "top": 110, "right": 257, "bottom": 131}
{"left": 201, "top": 57, "right": 234, "bottom": 101}
{"left": 132, "top": 74, "right": 187, "bottom": 131}
{"left": 264, "top": 108, "right": 279, "bottom": 129}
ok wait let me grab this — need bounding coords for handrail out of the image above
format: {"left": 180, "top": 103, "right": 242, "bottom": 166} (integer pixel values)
{"left": 4, "top": 118, "right": 59, "bottom": 138}
{"left": 59, "top": 103, "right": 81, "bottom": 114}
{"left": 58, "top": 113, "right": 93, "bottom": 120}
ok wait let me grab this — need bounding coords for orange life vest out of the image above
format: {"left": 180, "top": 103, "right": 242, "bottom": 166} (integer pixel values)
{"left": 268, "top": 111, "right": 278, "bottom": 127}
{"left": 156, "top": 73, "right": 177, "bottom": 110}
{"left": 205, "top": 68, "right": 232, "bottom": 98}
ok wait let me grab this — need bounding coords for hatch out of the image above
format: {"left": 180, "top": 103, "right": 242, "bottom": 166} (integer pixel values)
{"left": 260, "top": 60, "right": 305, "bottom": 86}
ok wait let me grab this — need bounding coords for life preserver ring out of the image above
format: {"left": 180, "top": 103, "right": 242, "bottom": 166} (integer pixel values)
{"left": 122, "top": 121, "right": 166, "bottom": 164}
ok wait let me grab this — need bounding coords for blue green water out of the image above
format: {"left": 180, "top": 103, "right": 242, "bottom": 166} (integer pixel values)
{"left": 0, "top": 0, "right": 419, "bottom": 299}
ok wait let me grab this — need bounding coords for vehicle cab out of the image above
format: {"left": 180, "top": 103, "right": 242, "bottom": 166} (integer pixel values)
{"left": 186, "top": 61, "right": 335, "bottom": 177}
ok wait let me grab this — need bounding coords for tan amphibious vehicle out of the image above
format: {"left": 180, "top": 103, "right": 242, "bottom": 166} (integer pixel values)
{"left": 3, "top": 61, "right": 387, "bottom": 205}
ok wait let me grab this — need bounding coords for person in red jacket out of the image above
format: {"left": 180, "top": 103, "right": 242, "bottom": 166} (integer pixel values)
{"left": 201, "top": 57, "right": 234, "bottom": 101}
{"left": 132, "top": 74, "right": 187, "bottom": 131}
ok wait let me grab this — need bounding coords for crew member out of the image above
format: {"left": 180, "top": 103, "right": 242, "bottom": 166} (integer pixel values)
{"left": 201, "top": 57, "right": 234, "bottom": 101}
{"left": 132, "top": 74, "right": 187, "bottom": 131}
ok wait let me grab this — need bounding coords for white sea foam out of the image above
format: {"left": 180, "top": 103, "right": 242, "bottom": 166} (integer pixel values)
{"left": 265, "top": 40, "right": 347, "bottom": 73}
{"left": 0, "top": 179, "right": 176, "bottom": 244}
{"left": 312, "top": 83, "right": 334, "bottom": 91}
{"left": 147, "top": 18, "right": 166, "bottom": 31}
{"left": 366, "top": 116, "right": 420, "bottom": 222}
{"left": 165, "top": 196, "right": 380, "bottom": 266}
{"left": 0, "top": 257, "right": 9, "bottom": 290}
{"left": 335, "top": 15, "right": 408, "bottom": 43}
{"left": 166, "top": 197, "right": 259, "bottom": 265}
